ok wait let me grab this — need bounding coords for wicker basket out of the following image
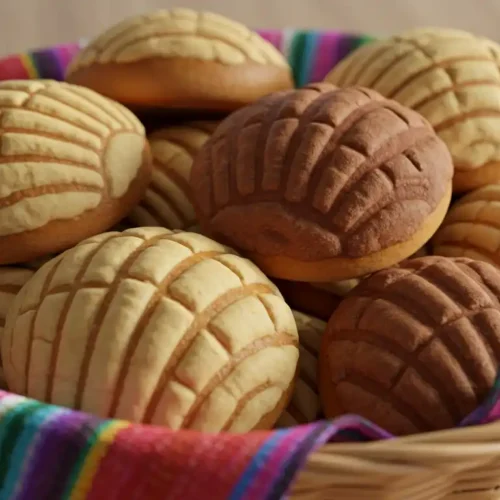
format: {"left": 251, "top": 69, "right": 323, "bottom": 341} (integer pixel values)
{"left": 293, "top": 422, "right": 500, "bottom": 499}
{"left": 0, "top": 29, "right": 499, "bottom": 500}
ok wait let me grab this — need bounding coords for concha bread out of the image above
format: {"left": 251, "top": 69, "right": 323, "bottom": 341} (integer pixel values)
{"left": 2, "top": 227, "right": 299, "bottom": 432}
{"left": 129, "top": 122, "right": 218, "bottom": 230}
{"left": 319, "top": 255, "right": 500, "bottom": 435}
{"left": 276, "top": 311, "right": 325, "bottom": 427}
{"left": 0, "top": 267, "right": 35, "bottom": 340}
{"left": 325, "top": 28, "right": 500, "bottom": 192}
{"left": 433, "top": 184, "right": 500, "bottom": 266}
{"left": 65, "top": 9, "right": 293, "bottom": 110}
{"left": 0, "top": 266, "right": 35, "bottom": 390}
{"left": 0, "top": 80, "right": 151, "bottom": 265}
{"left": 190, "top": 83, "right": 454, "bottom": 282}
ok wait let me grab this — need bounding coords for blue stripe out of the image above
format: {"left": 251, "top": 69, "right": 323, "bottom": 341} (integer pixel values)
{"left": 228, "top": 429, "right": 290, "bottom": 500}
{"left": 1, "top": 406, "right": 62, "bottom": 500}
{"left": 299, "top": 33, "right": 320, "bottom": 87}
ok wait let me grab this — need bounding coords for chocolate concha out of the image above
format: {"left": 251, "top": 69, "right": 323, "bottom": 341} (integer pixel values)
{"left": 0, "top": 80, "right": 151, "bottom": 265}
{"left": 325, "top": 28, "right": 500, "bottom": 193}
{"left": 65, "top": 9, "right": 293, "bottom": 111}
{"left": 276, "top": 311, "right": 325, "bottom": 427}
{"left": 2, "top": 227, "right": 299, "bottom": 432}
{"left": 433, "top": 185, "right": 500, "bottom": 266}
{"left": 190, "top": 83, "right": 453, "bottom": 282}
{"left": 129, "top": 122, "right": 218, "bottom": 230}
{"left": 319, "top": 255, "right": 500, "bottom": 436}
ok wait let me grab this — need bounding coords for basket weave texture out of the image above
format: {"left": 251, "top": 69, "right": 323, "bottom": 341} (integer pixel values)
{"left": 0, "top": 29, "right": 500, "bottom": 500}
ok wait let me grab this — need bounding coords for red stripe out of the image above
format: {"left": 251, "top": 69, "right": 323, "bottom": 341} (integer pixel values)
{"left": 0, "top": 56, "right": 31, "bottom": 80}
{"left": 87, "top": 424, "right": 271, "bottom": 500}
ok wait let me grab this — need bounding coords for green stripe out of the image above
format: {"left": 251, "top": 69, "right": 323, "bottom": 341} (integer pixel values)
{"left": 288, "top": 31, "right": 308, "bottom": 87}
{"left": 351, "top": 34, "right": 376, "bottom": 51}
{"left": 0, "top": 401, "right": 42, "bottom": 488}
{"left": 61, "top": 419, "right": 115, "bottom": 499}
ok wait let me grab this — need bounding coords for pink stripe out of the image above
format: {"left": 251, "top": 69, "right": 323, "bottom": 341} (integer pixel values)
{"left": 256, "top": 30, "right": 282, "bottom": 50}
{"left": 309, "top": 33, "right": 343, "bottom": 82}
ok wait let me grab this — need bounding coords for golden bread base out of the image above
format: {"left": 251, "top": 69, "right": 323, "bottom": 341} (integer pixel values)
{"left": 67, "top": 58, "right": 294, "bottom": 111}
{"left": 247, "top": 184, "right": 452, "bottom": 282}
{"left": 0, "top": 146, "right": 152, "bottom": 265}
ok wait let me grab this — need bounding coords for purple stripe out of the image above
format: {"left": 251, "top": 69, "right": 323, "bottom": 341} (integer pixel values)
{"left": 54, "top": 45, "right": 81, "bottom": 75}
{"left": 16, "top": 410, "right": 98, "bottom": 500}
{"left": 309, "top": 33, "right": 345, "bottom": 83}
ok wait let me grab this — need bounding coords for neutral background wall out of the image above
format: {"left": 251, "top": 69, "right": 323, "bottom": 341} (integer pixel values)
{"left": 0, "top": 0, "right": 498, "bottom": 56}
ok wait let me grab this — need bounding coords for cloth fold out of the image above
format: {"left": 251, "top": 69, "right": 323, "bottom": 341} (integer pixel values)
{"left": 0, "top": 375, "right": 498, "bottom": 500}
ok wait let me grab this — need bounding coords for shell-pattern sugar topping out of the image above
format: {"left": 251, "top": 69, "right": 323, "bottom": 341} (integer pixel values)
{"left": 67, "top": 8, "right": 288, "bottom": 74}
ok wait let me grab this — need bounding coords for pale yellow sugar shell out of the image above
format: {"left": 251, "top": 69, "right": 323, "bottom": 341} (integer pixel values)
{"left": 129, "top": 122, "right": 219, "bottom": 229}
{"left": 325, "top": 28, "right": 500, "bottom": 189}
{"left": 3, "top": 227, "right": 299, "bottom": 432}
{"left": 276, "top": 311, "right": 325, "bottom": 428}
{"left": 67, "top": 8, "right": 288, "bottom": 75}
{"left": 432, "top": 184, "right": 500, "bottom": 266}
{"left": 0, "top": 267, "right": 35, "bottom": 344}
{"left": 0, "top": 79, "right": 150, "bottom": 264}
{"left": 310, "top": 279, "right": 361, "bottom": 297}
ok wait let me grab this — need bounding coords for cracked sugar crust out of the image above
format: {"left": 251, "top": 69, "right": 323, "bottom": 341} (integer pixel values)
{"left": 325, "top": 28, "right": 500, "bottom": 172}
{"left": 2, "top": 227, "right": 299, "bottom": 432}
{"left": 67, "top": 8, "right": 288, "bottom": 75}
{"left": 190, "top": 83, "right": 453, "bottom": 260}
{"left": 433, "top": 184, "right": 500, "bottom": 266}
{"left": 129, "top": 121, "right": 219, "bottom": 230}
{"left": 321, "top": 255, "right": 500, "bottom": 435}
{"left": 0, "top": 80, "right": 147, "bottom": 236}
{"left": 0, "top": 267, "right": 35, "bottom": 343}
{"left": 276, "top": 310, "right": 325, "bottom": 427}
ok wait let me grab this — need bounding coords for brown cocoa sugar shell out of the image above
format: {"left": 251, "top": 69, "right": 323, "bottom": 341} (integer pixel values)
{"left": 190, "top": 83, "right": 453, "bottom": 282}
{"left": 319, "top": 255, "right": 500, "bottom": 436}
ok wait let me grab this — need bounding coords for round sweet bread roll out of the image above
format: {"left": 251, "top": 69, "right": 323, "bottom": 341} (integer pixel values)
{"left": 65, "top": 9, "right": 294, "bottom": 112}
{"left": 0, "top": 79, "right": 151, "bottom": 265}
{"left": 275, "top": 246, "right": 428, "bottom": 320}
{"left": 324, "top": 28, "right": 500, "bottom": 193}
{"left": 0, "top": 267, "right": 35, "bottom": 390}
{"left": 129, "top": 122, "right": 219, "bottom": 230}
{"left": 2, "top": 227, "right": 299, "bottom": 432}
{"left": 190, "top": 83, "right": 454, "bottom": 282}
{"left": 0, "top": 267, "right": 35, "bottom": 342}
{"left": 432, "top": 184, "right": 500, "bottom": 266}
{"left": 276, "top": 311, "right": 325, "bottom": 427}
{"left": 319, "top": 255, "right": 500, "bottom": 436}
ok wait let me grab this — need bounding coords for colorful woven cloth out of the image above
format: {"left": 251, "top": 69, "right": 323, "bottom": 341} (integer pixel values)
{"left": 0, "top": 30, "right": 375, "bottom": 86}
{"left": 0, "top": 375, "right": 498, "bottom": 500}
{"left": 0, "top": 29, "right": 499, "bottom": 499}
